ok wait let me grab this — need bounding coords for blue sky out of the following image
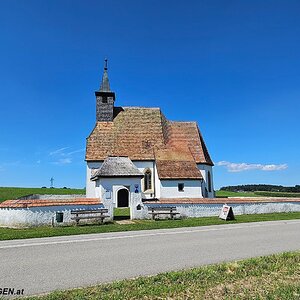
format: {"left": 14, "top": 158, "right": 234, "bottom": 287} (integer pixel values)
{"left": 0, "top": 0, "right": 299, "bottom": 189}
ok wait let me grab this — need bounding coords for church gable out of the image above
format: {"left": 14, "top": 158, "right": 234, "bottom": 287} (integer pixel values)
{"left": 86, "top": 107, "right": 166, "bottom": 161}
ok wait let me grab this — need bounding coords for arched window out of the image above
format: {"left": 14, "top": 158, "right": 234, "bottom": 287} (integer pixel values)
{"left": 144, "top": 169, "right": 152, "bottom": 191}
{"left": 208, "top": 171, "right": 212, "bottom": 193}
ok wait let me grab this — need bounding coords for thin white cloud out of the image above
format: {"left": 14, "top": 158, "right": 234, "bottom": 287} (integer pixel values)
{"left": 217, "top": 161, "right": 288, "bottom": 173}
{"left": 48, "top": 147, "right": 84, "bottom": 165}
{"left": 52, "top": 158, "right": 72, "bottom": 165}
{"left": 66, "top": 148, "right": 85, "bottom": 156}
{"left": 49, "top": 147, "right": 70, "bottom": 156}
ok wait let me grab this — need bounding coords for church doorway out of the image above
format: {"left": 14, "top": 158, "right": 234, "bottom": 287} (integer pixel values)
{"left": 117, "top": 188, "right": 129, "bottom": 208}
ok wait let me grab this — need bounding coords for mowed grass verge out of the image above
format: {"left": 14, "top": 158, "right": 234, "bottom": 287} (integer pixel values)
{"left": 0, "top": 187, "right": 85, "bottom": 203}
{"left": 1, "top": 212, "right": 300, "bottom": 241}
{"left": 26, "top": 251, "right": 300, "bottom": 300}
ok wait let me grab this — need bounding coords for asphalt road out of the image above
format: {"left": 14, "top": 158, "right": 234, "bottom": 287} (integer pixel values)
{"left": 1, "top": 220, "right": 300, "bottom": 297}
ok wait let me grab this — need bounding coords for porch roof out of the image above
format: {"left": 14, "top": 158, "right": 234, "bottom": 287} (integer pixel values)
{"left": 91, "top": 156, "right": 143, "bottom": 180}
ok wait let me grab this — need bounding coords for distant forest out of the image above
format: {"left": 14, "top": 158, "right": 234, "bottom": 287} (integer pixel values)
{"left": 220, "top": 184, "right": 300, "bottom": 193}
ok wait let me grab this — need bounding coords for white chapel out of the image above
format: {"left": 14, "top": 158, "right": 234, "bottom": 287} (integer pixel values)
{"left": 86, "top": 61, "right": 214, "bottom": 207}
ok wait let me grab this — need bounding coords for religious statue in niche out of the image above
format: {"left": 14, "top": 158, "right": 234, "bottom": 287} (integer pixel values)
{"left": 134, "top": 184, "right": 139, "bottom": 193}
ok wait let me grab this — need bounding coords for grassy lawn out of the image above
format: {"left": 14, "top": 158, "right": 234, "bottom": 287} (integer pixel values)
{"left": 114, "top": 207, "right": 130, "bottom": 219}
{"left": 254, "top": 191, "right": 300, "bottom": 198}
{"left": 26, "top": 251, "right": 300, "bottom": 300}
{"left": 216, "top": 190, "right": 300, "bottom": 198}
{"left": 1, "top": 187, "right": 299, "bottom": 202}
{"left": 216, "top": 190, "right": 259, "bottom": 197}
{"left": 0, "top": 187, "right": 85, "bottom": 202}
{"left": 1, "top": 212, "right": 300, "bottom": 241}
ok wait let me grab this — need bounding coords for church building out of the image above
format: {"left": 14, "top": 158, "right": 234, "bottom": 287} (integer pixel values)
{"left": 86, "top": 61, "right": 214, "bottom": 207}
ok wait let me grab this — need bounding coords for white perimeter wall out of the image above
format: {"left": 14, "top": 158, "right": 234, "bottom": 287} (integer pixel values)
{"left": 0, "top": 204, "right": 104, "bottom": 228}
{"left": 160, "top": 180, "right": 202, "bottom": 199}
{"left": 132, "top": 202, "right": 300, "bottom": 219}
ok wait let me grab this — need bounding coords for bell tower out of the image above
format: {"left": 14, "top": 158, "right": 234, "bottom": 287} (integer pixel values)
{"left": 95, "top": 59, "right": 116, "bottom": 122}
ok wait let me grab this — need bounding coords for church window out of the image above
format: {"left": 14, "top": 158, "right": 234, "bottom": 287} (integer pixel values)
{"left": 144, "top": 169, "right": 152, "bottom": 191}
{"left": 178, "top": 183, "right": 184, "bottom": 192}
{"left": 102, "top": 97, "right": 107, "bottom": 103}
{"left": 208, "top": 171, "right": 212, "bottom": 193}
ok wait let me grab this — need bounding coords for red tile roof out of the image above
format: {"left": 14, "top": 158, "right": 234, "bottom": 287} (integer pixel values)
{"left": 165, "top": 122, "right": 213, "bottom": 165}
{"left": 0, "top": 198, "right": 101, "bottom": 208}
{"left": 155, "top": 147, "right": 202, "bottom": 179}
{"left": 86, "top": 107, "right": 213, "bottom": 166}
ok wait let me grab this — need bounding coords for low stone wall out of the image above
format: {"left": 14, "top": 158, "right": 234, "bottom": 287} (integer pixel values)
{"left": 0, "top": 204, "right": 104, "bottom": 228}
{"left": 132, "top": 201, "right": 300, "bottom": 219}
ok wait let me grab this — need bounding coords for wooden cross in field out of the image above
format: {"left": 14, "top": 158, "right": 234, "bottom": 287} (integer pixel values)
{"left": 50, "top": 177, "right": 54, "bottom": 188}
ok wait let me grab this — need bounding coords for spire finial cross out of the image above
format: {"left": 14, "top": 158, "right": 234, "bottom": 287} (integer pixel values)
{"left": 104, "top": 58, "right": 108, "bottom": 70}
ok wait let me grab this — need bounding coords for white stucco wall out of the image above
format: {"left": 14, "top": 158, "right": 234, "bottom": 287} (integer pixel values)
{"left": 132, "top": 202, "right": 300, "bottom": 219}
{"left": 160, "top": 180, "right": 202, "bottom": 199}
{"left": 86, "top": 161, "right": 102, "bottom": 198}
{"left": 130, "top": 192, "right": 143, "bottom": 220}
{"left": 97, "top": 177, "right": 142, "bottom": 208}
{"left": 86, "top": 161, "right": 214, "bottom": 200}
{"left": 177, "top": 202, "right": 300, "bottom": 218}
{"left": 3, "top": 201, "right": 300, "bottom": 226}
{"left": 132, "top": 161, "right": 156, "bottom": 199}
{"left": 87, "top": 160, "right": 157, "bottom": 200}
{"left": 0, "top": 204, "right": 105, "bottom": 228}
{"left": 197, "top": 164, "right": 214, "bottom": 198}
{"left": 154, "top": 163, "right": 161, "bottom": 199}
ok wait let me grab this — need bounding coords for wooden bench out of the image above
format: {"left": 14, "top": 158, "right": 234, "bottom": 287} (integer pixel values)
{"left": 148, "top": 206, "right": 180, "bottom": 220}
{"left": 71, "top": 209, "right": 109, "bottom": 225}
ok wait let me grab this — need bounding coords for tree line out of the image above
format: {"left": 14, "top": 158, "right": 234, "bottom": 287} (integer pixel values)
{"left": 220, "top": 184, "right": 300, "bottom": 193}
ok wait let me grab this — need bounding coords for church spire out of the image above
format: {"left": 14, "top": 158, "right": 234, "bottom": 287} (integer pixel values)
{"left": 95, "top": 58, "right": 116, "bottom": 122}
{"left": 99, "top": 58, "right": 111, "bottom": 92}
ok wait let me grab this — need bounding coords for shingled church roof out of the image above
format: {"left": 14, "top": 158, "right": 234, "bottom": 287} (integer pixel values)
{"left": 86, "top": 107, "right": 213, "bottom": 168}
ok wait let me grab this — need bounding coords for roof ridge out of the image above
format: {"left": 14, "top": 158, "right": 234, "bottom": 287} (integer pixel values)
{"left": 122, "top": 106, "right": 161, "bottom": 110}
{"left": 168, "top": 120, "right": 197, "bottom": 124}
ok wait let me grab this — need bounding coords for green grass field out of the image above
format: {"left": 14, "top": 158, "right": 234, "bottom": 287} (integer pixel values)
{"left": 254, "top": 191, "right": 300, "bottom": 198}
{"left": 215, "top": 190, "right": 258, "bottom": 197}
{"left": 26, "top": 251, "right": 300, "bottom": 300}
{"left": 1, "top": 212, "right": 300, "bottom": 241}
{"left": 216, "top": 190, "right": 300, "bottom": 198}
{"left": 0, "top": 187, "right": 85, "bottom": 202}
{"left": 1, "top": 187, "right": 299, "bottom": 203}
